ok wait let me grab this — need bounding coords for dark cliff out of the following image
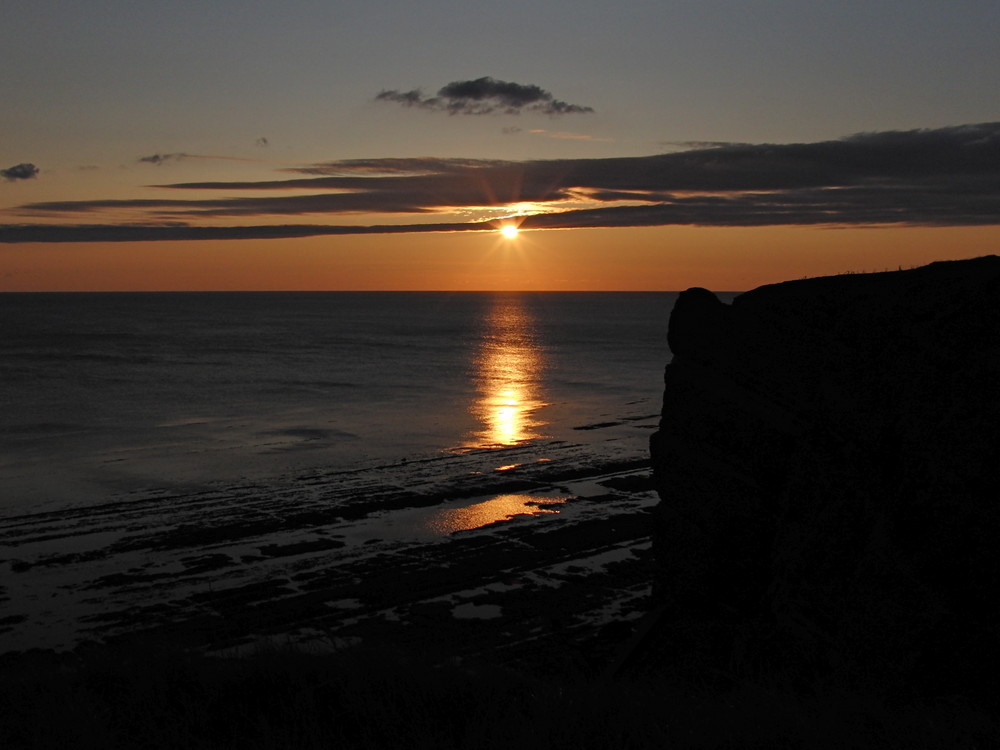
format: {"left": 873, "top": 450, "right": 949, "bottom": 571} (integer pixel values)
{"left": 649, "top": 256, "right": 1000, "bottom": 698}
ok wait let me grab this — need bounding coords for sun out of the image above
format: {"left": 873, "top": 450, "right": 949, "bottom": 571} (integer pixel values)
{"left": 500, "top": 224, "right": 520, "bottom": 240}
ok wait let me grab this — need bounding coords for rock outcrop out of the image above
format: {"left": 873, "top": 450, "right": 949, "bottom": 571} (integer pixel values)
{"left": 649, "top": 256, "right": 1000, "bottom": 698}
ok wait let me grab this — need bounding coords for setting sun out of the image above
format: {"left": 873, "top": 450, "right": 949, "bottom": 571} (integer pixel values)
{"left": 500, "top": 224, "right": 520, "bottom": 239}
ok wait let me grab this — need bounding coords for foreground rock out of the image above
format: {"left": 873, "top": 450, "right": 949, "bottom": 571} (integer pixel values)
{"left": 649, "top": 256, "right": 1000, "bottom": 699}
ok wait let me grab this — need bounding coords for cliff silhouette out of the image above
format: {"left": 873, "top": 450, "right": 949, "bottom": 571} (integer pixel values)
{"left": 649, "top": 256, "right": 1000, "bottom": 700}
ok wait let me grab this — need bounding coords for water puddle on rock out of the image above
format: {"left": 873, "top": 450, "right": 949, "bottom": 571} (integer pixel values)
{"left": 343, "top": 493, "right": 569, "bottom": 543}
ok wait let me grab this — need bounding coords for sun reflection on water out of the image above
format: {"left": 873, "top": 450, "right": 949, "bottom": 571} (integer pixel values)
{"left": 425, "top": 494, "right": 565, "bottom": 536}
{"left": 466, "top": 294, "right": 547, "bottom": 448}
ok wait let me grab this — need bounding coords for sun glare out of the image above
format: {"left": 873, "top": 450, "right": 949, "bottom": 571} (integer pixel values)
{"left": 500, "top": 224, "right": 520, "bottom": 240}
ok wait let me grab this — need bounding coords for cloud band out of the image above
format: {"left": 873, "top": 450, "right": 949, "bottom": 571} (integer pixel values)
{"left": 3, "top": 122, "right": 999, "bottom": 243}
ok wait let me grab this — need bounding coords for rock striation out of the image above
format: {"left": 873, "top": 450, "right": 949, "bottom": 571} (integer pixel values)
{"left": 649, "top": 256, "right": 1000, "bottom": 698}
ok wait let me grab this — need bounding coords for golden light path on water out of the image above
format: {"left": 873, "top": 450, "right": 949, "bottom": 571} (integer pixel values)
{"left": 384, "top": 294, "right": 565, "bottom": 539}
{"left": 466, "top": 294, "right": 548, "bottom": 448}
{"left": 340, "top": 293, "right": 565, "bottom": 543}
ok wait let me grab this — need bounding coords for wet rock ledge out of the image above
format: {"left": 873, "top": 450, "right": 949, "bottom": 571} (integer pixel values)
{"left": 648, "top": 256, "right": 1000, "bottom": 699}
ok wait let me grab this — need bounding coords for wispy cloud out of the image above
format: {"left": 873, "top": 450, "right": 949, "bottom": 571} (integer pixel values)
{"left": 659, "top": 140, "right": 751, "bottom": 150}
{"left": 138, "top": 152, "right": 265, "bottom": 166}
{"left": 4, "top": 122, "right": 1000, "bottom": 243}
{"left": 526, "top": 129, "right": 613, "bottom": 142}
{"left": 2, "top": 163, "right": 39, "bottom": 181}
{"left": 502, "top": 126, "right": 611, "bottom": 142}
{"left": 376, "top": 76, "right": 593, "bottom": 116}
{"left": 0, "top": 222, "right": 483, "bottom": 243}
{"left": 138, "top": 153, "right": 187, "bottom": 166}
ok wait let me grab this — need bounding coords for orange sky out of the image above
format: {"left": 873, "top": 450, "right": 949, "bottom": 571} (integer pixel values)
{"left": 3, "top": 225, "right": 996, "bottom": 292}
{"left": 5, "top": 4, "right": 999, "bottom": 292}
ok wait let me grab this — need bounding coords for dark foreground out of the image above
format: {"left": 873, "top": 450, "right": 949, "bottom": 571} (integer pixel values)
{"left": 3, "top": 642, "right": 997, "bottom": 750}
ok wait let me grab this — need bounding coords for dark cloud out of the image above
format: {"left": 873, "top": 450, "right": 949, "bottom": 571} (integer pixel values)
{"left": 138, "top": 152, "right": 267, "bottom": 166}
{"left": 0, "top": 221, "right": 484, "bottom": 243}
{"left": 375, "top": 76, "right": 594, "bottom": 116}
{"left": 4, "top": 122, "right": 1000, "bottom": 243}
{"left": 2, "top": 163, "right": 39, "bottom": 181}
{"left": 138, "top": 153, "right": 188, "bottom": 166}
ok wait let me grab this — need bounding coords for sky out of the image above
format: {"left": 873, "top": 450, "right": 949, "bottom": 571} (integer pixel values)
{"left": 2, "top": 0, "right": 999, "bottom": 291}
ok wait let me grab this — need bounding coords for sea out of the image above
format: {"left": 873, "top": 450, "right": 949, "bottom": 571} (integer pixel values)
{"left": 0, "top": 292, "right": 689, "bottom": 517}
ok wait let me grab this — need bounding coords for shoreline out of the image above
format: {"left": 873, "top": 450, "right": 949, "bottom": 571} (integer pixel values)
{"left": 0, "top": 416, "right": 658, "bottom": 669}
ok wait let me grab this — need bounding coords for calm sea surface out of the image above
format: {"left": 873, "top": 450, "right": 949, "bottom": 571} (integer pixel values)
{"left": 1, "top": 292, "right": 681, "bottom": 514}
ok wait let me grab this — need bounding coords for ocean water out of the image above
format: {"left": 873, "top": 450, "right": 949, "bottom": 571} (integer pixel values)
{"left": 0, "top": 292, "right": 680, "bottom": 515}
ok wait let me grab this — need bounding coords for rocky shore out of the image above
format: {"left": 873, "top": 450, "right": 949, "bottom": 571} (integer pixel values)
{"left": 1, "top": 416, "right": 659, "bottom": 673}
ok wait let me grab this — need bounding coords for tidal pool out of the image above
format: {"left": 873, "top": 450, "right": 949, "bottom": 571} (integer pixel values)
{"left": 345, "top": 493, "right": 568, "bottom": 543}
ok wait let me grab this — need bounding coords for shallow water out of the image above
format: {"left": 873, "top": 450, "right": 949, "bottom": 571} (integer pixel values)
{"left": 345, "top": 492, "right": 570, "bottom": 543}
